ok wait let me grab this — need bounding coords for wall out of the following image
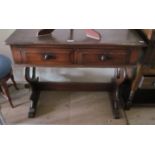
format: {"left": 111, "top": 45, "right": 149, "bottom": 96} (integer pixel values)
{"left": 0, "top": 29, "right": 114, "bottom": 83}
{"left": 0, "top": 29, "right": 15, "bottom": 59}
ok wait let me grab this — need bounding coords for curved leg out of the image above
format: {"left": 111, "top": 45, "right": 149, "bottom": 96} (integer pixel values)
{"left": 10, "top": 73, "right": 18, "bottom": 90}
{"left": 1, "top": 81, "right": 14, "bottom": 108}
{"left": 0, "top": 87, "right": 3, "bottom": 94}
{"left": 111, "top": 68, "right": 126, "bottom": 119}
{"left": 25, "top": 67, "right": 40, "bottom": 118}
{"left": 125, "top": 92, "right": 134, "bottom": 110}
{"left": 125, "top": 64, "right": 143, "bottom": 109}
{"left": 111, "top": 86, "right": 120, "bottom": 119}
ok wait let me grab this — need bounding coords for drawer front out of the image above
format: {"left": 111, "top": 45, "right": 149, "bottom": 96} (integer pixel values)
{"left": 77, "top": 49, "right": 129, "bottom": 66}
{"left": 13, "top": 47, "right": 74, "bottom": 66}
{"left": 139, "top": 76, "right": 155, "bottom": 89}
{"left": 12, "top": 47, "right": 139, "bottom": 67}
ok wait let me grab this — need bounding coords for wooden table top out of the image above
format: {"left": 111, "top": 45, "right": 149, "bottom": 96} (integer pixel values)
{"left": 6, "top": 29, "right": 146, "bottom": 47}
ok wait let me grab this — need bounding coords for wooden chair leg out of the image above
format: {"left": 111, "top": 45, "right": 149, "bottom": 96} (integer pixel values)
{"left": 0, "top": 86, "right": 5, "bottom": 96}
{"left": 1, "top": 81, "right": 14, "bottom": 108}
{"left": 10, "top": 73, "right": 18, "bottom": 90}
{"left": 0, "top": 86, "right": 2, "bottom": 93}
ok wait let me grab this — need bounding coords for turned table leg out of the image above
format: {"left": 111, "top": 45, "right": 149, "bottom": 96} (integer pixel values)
{"left": 25, "top": 67, "right": 40, "bottom": 118}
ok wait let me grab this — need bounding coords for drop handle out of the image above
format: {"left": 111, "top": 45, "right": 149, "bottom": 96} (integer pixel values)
{"left": 99, "top": 54, "right": 110, "bottom": 61}
{"left": 43, "top": 53, "right": 56, "bottom": 60}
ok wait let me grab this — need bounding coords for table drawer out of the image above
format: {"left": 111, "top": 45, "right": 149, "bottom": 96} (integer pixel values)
{"left": 78, "top": 49, "right": 129, "bottom": 66}
{"left": 13, "top": 47, "right": 74, "bottom": 66}
{"left": 139, "top": 76, "right": 155, "bottom": 89}
{"left": 12, "top": 47, "right": 139, "bottom": 67}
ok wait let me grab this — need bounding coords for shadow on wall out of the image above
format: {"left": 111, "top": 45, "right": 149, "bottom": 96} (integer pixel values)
{"left": 37, "top": 68, "right": 115, "bottom": 82}
{"left": 12, "top": 67, "right": 115, "bottom": 83}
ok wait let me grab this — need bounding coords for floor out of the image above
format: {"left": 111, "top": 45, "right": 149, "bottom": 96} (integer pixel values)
{"left": 1, "top": 84, "right": 155, "bottom": 125}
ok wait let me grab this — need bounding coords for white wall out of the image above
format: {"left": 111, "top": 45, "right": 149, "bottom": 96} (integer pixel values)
{"left": 0, "top": 29, "right": 15, "bottom": 59}
{"left": 0, "top": 29, "right": 114, "bottom": 83}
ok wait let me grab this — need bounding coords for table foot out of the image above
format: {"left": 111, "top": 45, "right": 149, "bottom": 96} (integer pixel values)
{"left": 28, "top": 108, "right": 36, "bottom": 118}
{"left": 110, "top": 88, "right": 121, "bottom": 119}
{"left": 110, "top": 68, "right": 128, "bottom": 119}
{"left": 112, "top": 100, "right": 120, "bottom": 119}
{"left": 28, "top": 90, "right": 40, "bottom": 118}
{"left": 25, "top": 67, "right": 40, "bottom": 118}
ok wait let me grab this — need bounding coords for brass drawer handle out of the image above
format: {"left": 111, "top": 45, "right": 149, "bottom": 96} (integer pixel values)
{"left": 43, "top": 53, "right": 56, "bottom": 60}
{"left": 99, "top": 54, "right": 110, "bottom": 61}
